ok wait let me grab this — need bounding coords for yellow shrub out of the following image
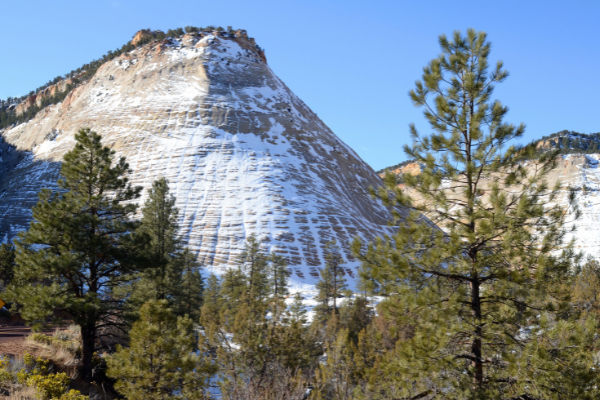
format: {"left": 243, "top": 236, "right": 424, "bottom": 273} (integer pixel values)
{"left": 0, "top": 357, "right": 13, "bottom": 387}
{"left": 27, "top": 372, "right": 70, "bottom": 399}
{"left": 7, "top": 352, "right": 88, "bottom": 400}
{"left": 58, "top": 389, "right": 89, "bottom": 400}
{"left": 17, "top": 353, "right": 51, "bottom": 384}
{"left": 30, "top": 333, "right": 54, "bottom": 346}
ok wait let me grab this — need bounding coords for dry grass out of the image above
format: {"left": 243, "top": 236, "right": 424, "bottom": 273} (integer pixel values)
{"left": 2, "top": 385, "right": 37, "bottom": 399}
{"left": 0, "top": 326, "right": 89, "bottom": 400}
{"left": 23, "top": 326, "right": 81, "bottom": 377}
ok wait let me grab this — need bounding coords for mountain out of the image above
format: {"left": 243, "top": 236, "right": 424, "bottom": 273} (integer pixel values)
{"left": 0, "top": 29, "right": 403, "bottom": 286}
{"left": 378, "top": 131, "right": 600, "bottom": 258}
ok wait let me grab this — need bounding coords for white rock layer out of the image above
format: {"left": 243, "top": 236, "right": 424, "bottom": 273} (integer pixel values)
{"left": 0, "top": 33, "right": 402, "bottom": 286}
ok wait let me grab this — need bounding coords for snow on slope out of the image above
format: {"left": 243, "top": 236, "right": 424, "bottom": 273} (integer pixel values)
{"left": 549, "top": 154, "right": 600, "bottom": 257}
{"left": 0, "top": 32, "right": 405, "bottom": 290}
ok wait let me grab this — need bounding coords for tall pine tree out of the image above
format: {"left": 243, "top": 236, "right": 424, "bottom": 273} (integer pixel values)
{"left": 238, "top": 234, "right": 269, "bottom": 300}
{"left": 199, "top": 273, "right": 223, "bottom": 327}
{"left": 354, "top": 29, "right": 599, "bottom": 398}
{"left": 107, "top": 300, "right": 216, "bottom": 400}
{"left": 314, "top": 241, "right": 348, "bottom": 322}
{"left": 173, "top": 248, "right": 204, "bottom": 321}
{"left": 132, "top": 178, "right": 182, "bottom": 302}
{"left": 268, "top": 253, "right": 289, "bottom": 299}
{"left": 7, "top": 128, "right": 142, "bottom": 381}
{"left": 128, "top": 178, "right": 204, "bottom": 318}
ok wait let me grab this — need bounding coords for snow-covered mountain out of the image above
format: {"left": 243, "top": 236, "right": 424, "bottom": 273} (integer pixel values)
{"left": 0, "top": 30, "right": 403, "bottom": 286}
{"left": 546, "top": 154, "right": 600, "bottom": 257}
{"left": 378, "top": 150, "right": 600, "bottom": 259}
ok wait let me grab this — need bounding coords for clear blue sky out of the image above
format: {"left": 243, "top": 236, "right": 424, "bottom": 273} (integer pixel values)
{"left": 1, "top": 0, "right": 597, "bottom": 170}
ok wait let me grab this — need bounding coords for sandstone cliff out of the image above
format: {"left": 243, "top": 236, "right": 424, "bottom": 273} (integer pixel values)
{"left": 378, "top": 162, "right": 422, "bottom": 178}
{"left": 380, "top": 152, "right": 600, "bottom": 258}
{"left": 0, "top": 31, "right": 403, "bottom": 285}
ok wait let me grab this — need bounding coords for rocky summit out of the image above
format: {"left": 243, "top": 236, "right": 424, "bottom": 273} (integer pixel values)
{"left": 0, "top": 30, "right": 402, "bottom": 285}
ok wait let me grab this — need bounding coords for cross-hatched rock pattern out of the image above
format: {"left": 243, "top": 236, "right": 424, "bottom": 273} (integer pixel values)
{"left": 0, "top": 32, "right": 403, "bottom": 285}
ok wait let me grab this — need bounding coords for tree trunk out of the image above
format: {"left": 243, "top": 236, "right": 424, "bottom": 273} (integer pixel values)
{"left": 333, "top": 263, "right": 338, "bottom": 310}
{"left": 81, "top": 323, "right": 97, "bottom": 382}
{"left": 471, "top": 273, "right": 483, "bottom": 389}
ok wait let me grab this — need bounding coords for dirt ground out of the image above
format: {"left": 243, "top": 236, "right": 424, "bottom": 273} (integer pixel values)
{"left": 0, "top": 327, "right": 59, "bottom": 357}
{"left": 0, "top": 339, "right": 27, "bottom": 357}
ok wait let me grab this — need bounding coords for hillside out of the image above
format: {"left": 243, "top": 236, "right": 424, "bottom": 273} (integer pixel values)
{"left": 379, "top": 133, "right": 600, "bottom": 257}
{"left": 0, "top": 28, "right": 408, "bottom": 288}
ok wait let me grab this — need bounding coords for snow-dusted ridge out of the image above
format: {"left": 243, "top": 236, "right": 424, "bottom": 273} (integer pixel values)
{"left": 0, "top": 31, "right": 406, "bottom": 289}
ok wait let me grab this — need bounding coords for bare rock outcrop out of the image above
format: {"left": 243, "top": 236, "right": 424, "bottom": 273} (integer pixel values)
{"left": 131, "top": 29, "right": 155, "bottom": 46}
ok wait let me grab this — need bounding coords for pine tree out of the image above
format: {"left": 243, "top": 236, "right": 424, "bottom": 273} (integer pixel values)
{"left": 132, "top": 178, "right": 182, "bottom": 303}
{"left": 215, "top": 290, "right": 318, "bottom": 386}
{"left": 324, "top": 241, "right": 347, "bottom": 310}
{"left": 219, "top": 267, "right": 246, "bottom": 322}
{"left": 572, "top": 258, "right": 600, "bottom": 316}
{"left": 337, "top": 297, "right": 373, "bottom": 345}
{"left": 200, "top": 273, "right": 223, "bottom": 327}
{"left": 314, "top": 267, "right": 334, "bottom": 323}
{"left": 314, "top": 241, "right": 348, "bottom": 322}
{"left": 312, "top": 329, "right": 355, "bottom": 400}
{"left": 106, "top": 300, "right": 216, "bottom": 400}
{"left": 202, "top": 259, "right": 317, "bottom": 386}
{"left": 268, "top": 253, "right": 289, "bottom": 299}
{"left": 0, "top": 243, "right": 15, "bottom": 289}
{"left": 126, "top": 178, "right": 204, "bottom": 319}
{"left": 7, "top": 128, "right": 142, "bottom": 381}
{"left": 173, "top": 248, "right": 204, "bottom": 321}
{"left": 277, "top": 293, "right": 319, "bottom": 370}
{"left": 238, "top": 234, "right": 269, "bottom": 300}
{"left": 354, "top": 29, "right": 600, "bottom": 398}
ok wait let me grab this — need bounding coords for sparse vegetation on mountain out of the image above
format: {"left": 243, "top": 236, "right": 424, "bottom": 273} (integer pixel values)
{"left": 166, "top": 27, "right": 185, "bottom": 37}
{"left": 532, "top": 129, "right": 600, "bottom": 154}
{"left": 380, "top": 130, "right": 600, "bottom": 174}
{"left": 354, "top": 28, "right": 600, "bottom": 398}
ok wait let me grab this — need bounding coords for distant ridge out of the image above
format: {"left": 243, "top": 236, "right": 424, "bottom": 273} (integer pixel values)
{"left": 531, "top": 130, "right": 600, "bottom": 154}
{"left": 378, "top": 130, "right": 600, "bottom": 176}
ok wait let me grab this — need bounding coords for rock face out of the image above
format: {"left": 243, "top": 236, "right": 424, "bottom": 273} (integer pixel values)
{"left": 0, "top": 32, "right": 402, "bottom": 284}
{"left": 541, "top": 154, "right": 600, "bottom": 257}
{"left": 13, "top": 74, "right": 83, "bottom": 116}
{"left": 14, "top": 95, "right": 36, "bottom": 116}
{"left": 380, "top": 152, "right": 600, "bottom": 259}
{"left": 378, "top": 162, "right": 422, "bottom": 178}
{"left": 131, "top": 29, "right": 155, "bottom": 46}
